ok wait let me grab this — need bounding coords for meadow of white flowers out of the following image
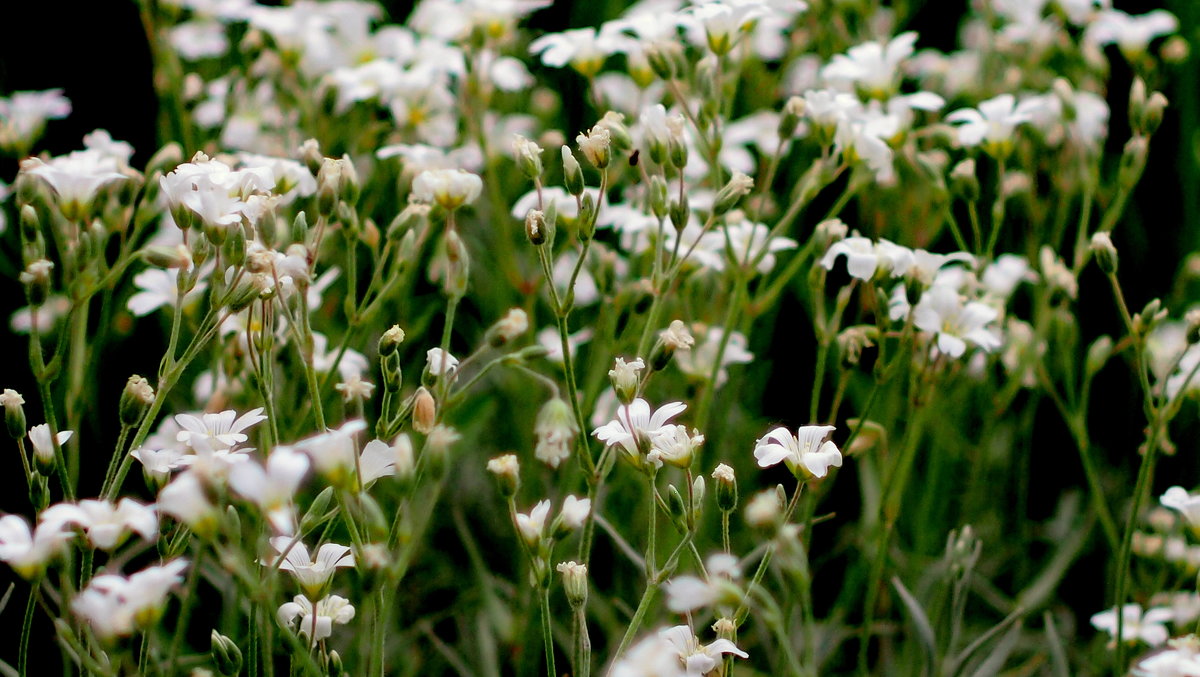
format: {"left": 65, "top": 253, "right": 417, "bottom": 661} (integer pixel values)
{"left": 0, "top": 0, "right": 1196, "bottom": 674}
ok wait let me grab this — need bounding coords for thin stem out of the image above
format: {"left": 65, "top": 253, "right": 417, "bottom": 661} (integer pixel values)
{"left": 540, "top": 589, "right": 556, "bottom": 677}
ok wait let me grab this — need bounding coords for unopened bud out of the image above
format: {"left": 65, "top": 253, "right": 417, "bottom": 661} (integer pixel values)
{"left": 1, "top": 389, "right": 26, "bottom": 440}
{"left": 512, "top": 135, "right": 544, "bottom": 179}
{"left": 1085, "top": 335, "right": 1113, "bottom": 376}
{"left": 486, "top": 454, "right": 520, "bottom": 497}
{"left": 649, "top": 175, "right": 669, "bottom": 220}
{"left": 379, "top": 325, "right": 405, "bottom": 357}
{"left": 666, "top": 484, "right": 688, "bottom": 532}
{"left": 712, "top": 463, "right": 737, "bottom": 512}
{"left": 1142, "top": 92, "right": 1168, "bottom": 136}
{"left": 1119, "top": 136, "right": 1148, "bottom": 190}
{"left": 299, "top": 139, "right": 323, "bottom": 175}
{"left": 299, "top": 487, "right": 336, "bottom": 534}
{"left": 577, "top": 126, "right": 611, "bottom": 170}
{"left": 669, "top": 195, "right": 689, "bottom": 232}
{"left": 412, "top": 387, "right": 436, "bottom": 434}
{"left": 19, "top": 259, "right": 54, "bottom": 306}
{"left": 525, "top": 209, "right": 547, "bottom": 246}
{"left": 291, "top": 211, "right": 309, "bottom": 244}
{"left": 119, "top": 375, "right": 155, "bottom": 427}
{"left": 780, "top": 97, "right": 805, "bottom": 139}
{"left": 608, "top": 357, "right": 644, "bottom": 405}
{"left": 562, "top": 146, "right": 584, "bottom": 196}
{"left": 950, "top": 159, "right": 980, "bottom": 202}
{"left": 211, "top": 631, "right": 243, "bottom": 676}
{"left": 487, "top": 308, "right": 529, "bottom": 347}
{"left": 1090, "top": 231, "right": 1118, "bottom": 275}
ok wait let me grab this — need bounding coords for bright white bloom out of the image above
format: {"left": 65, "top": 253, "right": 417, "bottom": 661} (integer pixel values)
{"left": 131, "top": 447, "right": 187, "bottom": 483}
{"left": 0, "top": 515, "right": 74, "bottom": 578}
{"left": 821, "top": 236, "right": 912, "bottom": 280}
{"left": 1134, "top": 635, "right": 1200, "bottom": 677}
{"left": 170, "top": 20, "right": 229, "bottom": 60}
{"left": 612, "top": 625, "right": 748, "bottom": 677}
{"left": 175, "top": 408, "right": 267, "bottom": 451}
{"left": 592, "top": 398, "right": 688, "bottom": 459}
{"left": 277, "top": 594, "right": 356, "bottom": 641}
{"left": 608, "top": 357, "right": 646, "bottom": 400}
{"left": 1161, "top": 487, "right": 1200, "bottom": 528}
{"left": 269, "top": 538, "right": 355, "bottom": 597}
{"left": 1086, "top": 9, "right": 1178, "bottom": 55}
{"left": 516, "top": 500, "right": 552, "bottom": 545}
{"left": 426, "top": 347, "right": 460, "bottom": 377}
{"left": 40, "top": 499, "right": 157, "bottom": 550}
{"left": 229, "top": 448, "right": 310, "bottom": 534}
{"left": 912, "top": 284, "right": 1002, "bottom": 358}
{"left": 357, "top": 438, "right": 402, "bottom": 487}
{"left": 537, "top": 326, "right": 593, "bottom": 364}
{"left": 946, "top": 94, "right": 1048, "bottom": 155}
{"left": 529, "top": 27, "right": 633, "bottom": 73}
{"left": 335, "top": 374, "right": 376, "bottom": 402}
{"left": 534, "top": 398, "right": 578, "bottom": 469}
{"left": 754, "top": 425, "right": 842, "bottom": 479}
{"left": 981, "top": 254, "right": 1036, "bottom": 299}
{"left": 648, "top": 425, "right": 704, "bottom": 468}
{"left": 1091, "top": 604, "right": 1173, "bottom": 647}
{"left": 28, "top": 424, "right": 72, "bottom": 465}
{"left": 412, "top": 169, "right": 483, "bottom": 210}
{"left": 72, "top": 560, "right": 188, "bottom": 641}
{"left": 24, "top": 152, "right": 127, "bottom": 220}
{"left": 821, "top": 32, "right": 917, "bottom": 97}
{"left": 559, "top": 495, "right": 591, "bottom": 529}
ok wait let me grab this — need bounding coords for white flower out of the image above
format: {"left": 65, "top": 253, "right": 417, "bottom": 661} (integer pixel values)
{"left": 1086, "top": 9, "right": 1178, "bottom": 55}
{"left": 516, "top": 500, "right": 552, "bottom": 545}
{"left": 426, "top": 347, "right": 460, "bottom": 377}
{"left": 28, "top": 423, "right": 72, "bottom": 465}
{"left": 175, "top": 408, "right": 267, "bottom": 451}
{"left": 269, "top": 538, "right": 355, "bottom": 597}
{"left": 357, "top": 438, "right": 402, "bottom": 487}
{"left": 946, "top": 94, "right": 1048, "bottom": 155}
{"left": 24, "top": 152, "right": 127, "bottom": 220}
{"left": 529, "top": 27, "right": 632, "bottom": 73}
{"left": 660, "top": 624, "right": 748, "bottom": 676}
{"left": 537, "top": 326, "right": 593, "bottom": 364}
{"left": 40, "top": 499, "right": 157, "bottom": 550}
{"left": 1091, "top": 604, "right": 1173, "bottom": 647}
{"left": 559, "top": 495, "right": 591, "bottom": 529}
{"left": 981, "top": 254, "right": 1036, "bottom": 299}
{"left": 131, "top": 447, "right": 187, "bottom": 482}
{"left": 648, "top": 425, "right": 704, "bottom": 468}
{"left": 0, "top": 515, "right": 74, "bottom": 578}
{"left": 912, "top": 284, "right": 1001, "bottom": 358}
{"left": 535, "top": 398, "right": 578, "bottom": 469}
{"left": 229, "top": 448, "right": 310, "bottom": 534}
{"left": 592, "top": 398, "right": 687, "bottom": 460}
{"left": 1134, "top": 635, "right": 1200, "bottom": 677}
{"left": 1162, "top": 487, "right": 1200, "bottom": 528}
{"left": 412, "top": 169, "right": 482, "bottom": 210}
{"left": 608, "top": 357, "right": 646, "bottom": 401}
{"left": 754, "top": 425, "right": 842, "bottom": 479}
{"left": 277, "top": 594, "right": 356, "bottom": 641}
{"left": 335, "top": 374, "right": 376, "bottom": 402}
{"left": 821, "top": 32, "right": 917, "bottom": 97}
{"left": 169, "top": 20, "right": 229, "bottom": 60}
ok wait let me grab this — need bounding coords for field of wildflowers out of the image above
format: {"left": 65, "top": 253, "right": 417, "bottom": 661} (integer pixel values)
{"left": 0, "top": 0, "right": 1198, "bottom": 675}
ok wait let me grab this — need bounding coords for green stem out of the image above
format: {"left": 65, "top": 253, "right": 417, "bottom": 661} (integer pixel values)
{"left": 540, "top": 589, "right": 556, "bottom": 677}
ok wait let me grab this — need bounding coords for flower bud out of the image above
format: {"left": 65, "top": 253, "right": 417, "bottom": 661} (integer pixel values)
{"left": 1085, "top": 335, "right": 1113, "bottom": 376}
{"left": 577, "top": 126, "right": 611, "bottom": 170}
{"left": 712, "top": 463, "right": 738, "bottom": 512}
{"left": 950, "top": 159, "right": 980, "bottom": 202}
{"left": 562, "top": 146, "right": 585, "bottom": 196}
{"left": 1090, "top": 231, "right": 1118, "bottom": 275}
{"left": 299, "top": 487, "right": 336, "bottom": 534}
{"left": 669, "top": 195, "right": 689, "bottom": 232}
{"left": 1, "top": 389, "right": 26, "bottom": 440}
{"left": 412, "top": 387, "right": 437, "bottom": 434}
{"left": 650, "top": 320, "right": 695, "bottom": 371}
{"left": 713, "top": 172, "right": 754, "bottom": 215}
{"left": 300, "top": 139, "right": 323, "bottom": 175}
{"left": 557, "top": 561, "right": 588, "bottom": 608}
{"left": 379, "top": 325, "right": 406, "bottom": 357}
{"left": 512, "top": 134, "right": 544, "bottom": 179}
{"left": 211, "top": 631, "right": 243, "bottom": 677}
{"left": 525, "top": 209, "right": 547, "bottom": 246}
{"left": 487, "top": 308, "right": 529, "bottom": 347}
{"left": 424, "top": 425, "right": 459, "bottom": 480}
{"left": 1118, "top": 136, "right": 1148, "bottom": 190}
{"left": 486, "top": 454, "right": 520, "bottom": 497}
{"left": 328, "top": 650, "right": 346, "bottom": 677}
{"left": 119, "top": 375, "right": 155, "bottom": 427}
{"left": 19, "top": 204, "right": 39, "bottom": 242}
{"left": 649, "top": 175, "right": 669, "bottom": 220}
{"left": 645, "top": 41, "right": 677, "bottom": 80}
{"left": 578, "top": 191, "right": 597, "bottom": 241}
{"left": 745, "top": 489, "right": 782, "bottom": 530}
{"left": 666, "top": 484, "right": 688, "bottom": 532}
{"left": 291, "top": 211, "right": 309, "bottom": 245}
{"left": 779, "top": 97, "right": 805, "bottom": 139}
{"left": 19, "top": 259, "right": 54, "bottom": 306}
{"left": 1142, "top": 92, "right": 1168, "bottom": 136}
{"left": 608, "top": 357, "right": 644, "bottom": 405}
